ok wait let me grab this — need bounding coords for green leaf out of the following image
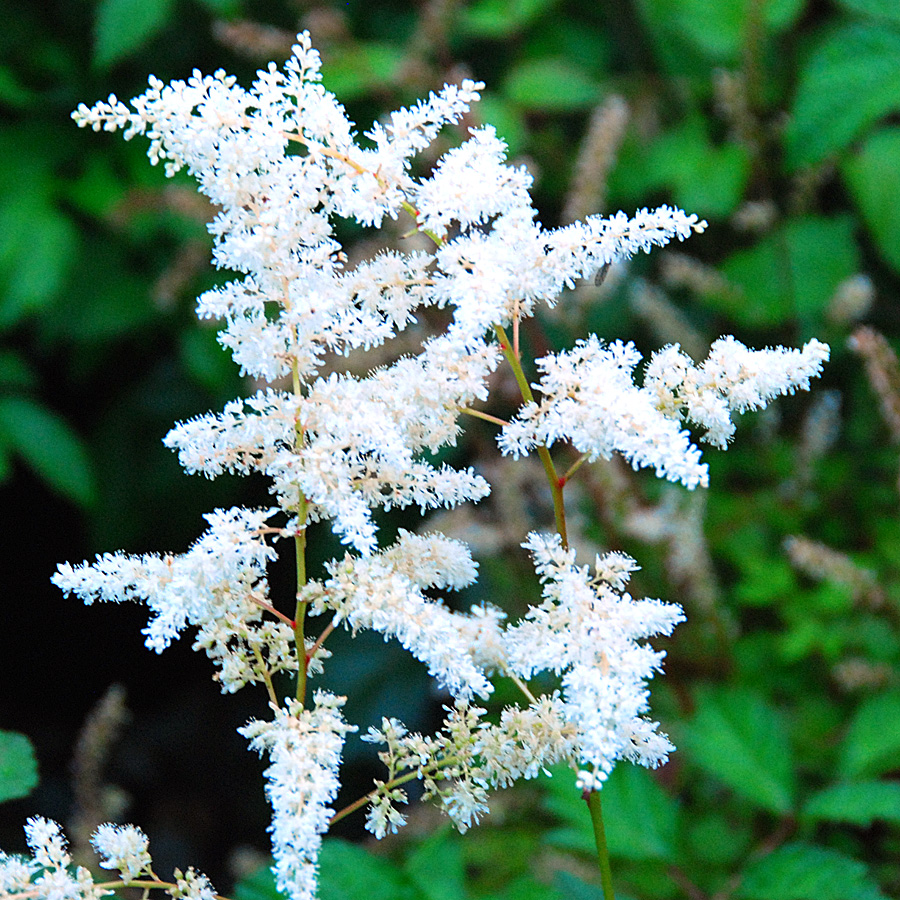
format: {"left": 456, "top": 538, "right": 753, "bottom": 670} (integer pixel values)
{"left": 602, "top": 765, "right": 679, "bottom": 862}
{"left": 461, "top": 0, "right": 560, "bottom": 37}
{"left": 737, "top": 843, "right": 887, "bottom": 900}
{"left": 803, "top": 780, "right": 900, "bottom": 826}
{"left": 193, "top": 0, "right": 241, "bottom": 14}
{"left": 715, "top": 215, "right": 858, "bottom": 327}
{"left": 552, "top": 872, "right": 606, "bottom": 900}
{"left": 541, "top": 764, "right": 595, "bottom": 854}
{"left": 473, "top": 93, "right": 528, "bottom": 156}
{"left": 180, "top": 327, "right": 233, "bottom": 394}
{"left": 318, "top": 839, "right": 421, "bottom": 900}
{"left": 0, "top": 65, "right": 37, "bottom": 108}
{"left": 843, "top": 128, "right": 900, "bottom": 273}
{"left": 94, "top": 0, "right": 175, "bottom": 69}
{"left": 0, "top": 188, "right": 79, "bottom": 327}
{"left": 404, "top": 828, "right": 466, "bottom": 900}
{"left": 236, "top": 842, "right": 424, "bottom": 900}
{"left": 0, "top": 730, "right": 38, "bottom": 803}
{"left": 645, "top": 119, "right": 751, "bottom": 218}
{"left": 541, "top": 763, "right": 678, "bottom": 862}
{"left": 502, "top": 59, "right": 600, "bottom": 111}
{"left": 785, "top": 23, "right": 900, "bottom": 169}
{"left": 233, "top": 865, "right": 282, "bottom": 900}
{"left": 833, "top": 0, "right": 900, "bottom": 24}
{"left": 839, "top": 688, "right": 900, "bottom": 778}
{"left": 0, "top": 351, "right": 37, "bottom": 390}
{"left": 0, "top": 397, "right": 96, "bottom": 507}
{"left": 320, "top": 43, "right": 406, "bottom": 101}
{"left": 681, "top": 686, "right": 795, "bottom": 814}
{"left": 636, "top": 0, "right": 805, "bottom": 64}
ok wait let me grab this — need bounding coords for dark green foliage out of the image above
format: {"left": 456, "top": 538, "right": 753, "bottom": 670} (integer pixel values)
{"left": 5, "top": 0, "right": 900, "bottom": 898}
{"left": 0, "top": 731, "right": 38, "bottom": 804}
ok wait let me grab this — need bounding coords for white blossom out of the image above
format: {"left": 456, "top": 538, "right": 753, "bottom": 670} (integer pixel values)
{"left": 52, "top": 508, "right": 291, "bottom": 692}
{"left": 239, "top": 693, "right": 354, "bottom": 900}
{"left": 303, "top": 531, "right": 492, "bottom": 698}
{"left": 90, "top": 825, "right": 151, "bottom": 881}
{"left": 51, "top": 31, "right": 834, "bottom": 886}
{"left": 644, "top": 336, "right": 831, "bottom": 448}
{"left": 500, "top": 336, "right": 709, "bottom": 488}
{"left": 504, "top": 534, "right": 684, "bottom": 786}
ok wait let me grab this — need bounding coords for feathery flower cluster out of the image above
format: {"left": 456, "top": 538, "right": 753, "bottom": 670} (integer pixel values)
{"left": 240, "top": 694, "right": 354, "bottom": 900}
{"left": 511, "top": 534, "right": 685, "bottom": 790}
{"left": 0, "top": 819, "right": 214, "bottom": 900}
{"left": 25, "top": 31, "right": 830, "bottom": 900}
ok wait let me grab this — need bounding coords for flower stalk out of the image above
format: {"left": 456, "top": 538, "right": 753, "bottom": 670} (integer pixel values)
{"left": 8, "top": 30, "right": 831, "bottom": 900}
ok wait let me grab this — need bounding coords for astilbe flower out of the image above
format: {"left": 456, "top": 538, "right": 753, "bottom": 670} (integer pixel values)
{"left": 23, "top": 30, "right": 831, "bottom": 900}
{"left": 240, "top": 694, "right": 354, "bottom": 900}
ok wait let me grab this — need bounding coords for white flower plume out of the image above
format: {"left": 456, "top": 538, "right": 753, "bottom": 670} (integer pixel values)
{"left": 53, "top": 31, "right": 833, "bottom": 887}
{"left": 500, "top": 335, "right": 830, "bottom": 488}
{"left": 239, "top": 693, "right": 354, "bottom": 900}
{"left": 505, "top": 533, "right": 685, "bottom": 785}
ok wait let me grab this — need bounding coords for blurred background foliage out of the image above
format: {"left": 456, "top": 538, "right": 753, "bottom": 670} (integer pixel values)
{"left": 3, "top": 0, "right": 900, "bottom": 898}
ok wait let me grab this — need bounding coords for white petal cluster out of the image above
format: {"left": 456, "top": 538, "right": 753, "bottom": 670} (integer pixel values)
{"left": 0, "top": 819, "right": 213, "bottom": 900}
{"left": 501, "top": 335, "right": 830, "bottom": 488}
{"left": 1, "top": 818, "right": 103, "bottom": 900}
{"left": 52, "top": 508, "right": 293, "bottom": 692}
{"left": 501, "top": 533, "right": 684, "bottom": 786}
{"left": 303, "top": 531, "right": 492, "bottom": 698}
{"left": 90, "top": 824, "right": 151, "bottom": 880}
{"left": 55, "top": 32, "right": 834, "bottom": 898}
{"left": 239, "top": 693, "right": 354, "bottom": 900}
{"left": 362, "top": 697, "right": 577, "bottom": 834}
{"left": 500, "top": 336, "right": 709, "bottom": 488}
{"left": 644, "top": 336, "right": 831, "bottom": 448}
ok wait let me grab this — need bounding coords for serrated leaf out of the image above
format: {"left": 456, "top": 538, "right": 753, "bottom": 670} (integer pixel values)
{"left": 681, "top": 686, "right": 795, "bottom": 814}
{"left": 802, "top": 780, "right": 900, "bottom": 826}
{"left": 785, "top": 23, "right": 900, "bottom": 169}
{"left": 320, "top": 44, "right": 406, "bottom": 101}
{"left": 503, "top": 59, "right": 600, "bottom": 111}
{"left": 318, "top": 839, "right": 421, "bottom": 900}
{"left": 0, "top": 730, "right": 38, "bottom": 803}
{"left": 404, "top": 829, "right": 465, "bottom": 900}
{"left": 637, "top": 0, "right": 805, "bottom": 64}
{"left": 834, "top": 0, "right": 900, "bottom": 23}
{"left": 94, "top": 0, "right": 175, "bottom": 69}
{"left": 843, "top": 128, "right": 900, "bottom": 273}
{"left": 233, "top": 864, "right": 282, "bottom": 900}
{"left": 715, "top": 215, "right": 858, "bottom": 327}
{"left": 602, "top": 765, "right": 679, "bottom": 862}
{"left": 541, "top": 763, "right": 678, "bottom": 862}
{"left": 839, "top": 688, "right": 900, "bottom": 778}
{"left": 737, "top": 842, "right": 887, "bottom": 900}
{"left": 0, "top": 397, "right": 96, "bottom": 507}
{"left": 461, "top": 0, "right": 560, "bottom": 37}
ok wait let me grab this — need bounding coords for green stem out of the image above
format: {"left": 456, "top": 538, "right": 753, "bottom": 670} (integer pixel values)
{"left": 586, "top": 790, "right": 616, "bottom": 900}
{"left": 252, "top": 644, "right": 279, "bottom": 708}
{"left": 294, "top": 500, "right": 308, "bottom": 705}
{"left": 292, "top": 357, "right": 309, "bottom": 706}
{"left": 330, "top": 753, "right": 464, "bottom": 826}
{"left": 493, "top": 322, "right": 568, "bottom": 547}
{"left": 494, "top": 321, "right": 613, "bottom": 893}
